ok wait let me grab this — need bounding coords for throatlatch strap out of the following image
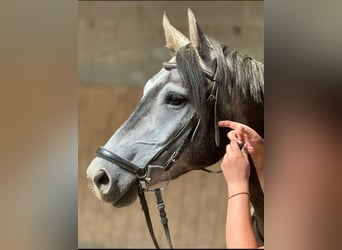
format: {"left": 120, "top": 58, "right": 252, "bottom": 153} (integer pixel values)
{"left": 202, "top": 168, "right": 222, "bottom": 174}
{"left": 155, "top": 189, "right": 173, "bottom": 249}
{"left": 138, "top": 191, "right": 160, "bottom": 249}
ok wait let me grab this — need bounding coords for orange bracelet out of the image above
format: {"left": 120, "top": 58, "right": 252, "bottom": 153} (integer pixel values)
{"left": 227, "top": 192, "right": 250, "bottom": 200}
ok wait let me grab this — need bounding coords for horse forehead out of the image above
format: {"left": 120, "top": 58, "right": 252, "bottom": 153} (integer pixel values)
{"left": 169, "top": 69, "right": 182, "bottom": 82}
{"left": 144, "top": 68, "right": 183, "bottom": 94}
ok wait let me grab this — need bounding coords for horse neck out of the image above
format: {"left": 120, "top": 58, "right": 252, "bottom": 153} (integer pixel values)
{"left": 211, "top": 46, "right": 262, "bottom": 132}
{"left": 218, "top": 89, "right": 264, "bottom": 137}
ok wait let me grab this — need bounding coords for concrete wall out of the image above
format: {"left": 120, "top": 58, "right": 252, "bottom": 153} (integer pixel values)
{"left": 78, "top": 1, "right": 264, "bottom": 85}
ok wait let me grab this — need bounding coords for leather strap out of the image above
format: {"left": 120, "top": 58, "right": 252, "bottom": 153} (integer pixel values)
{"left": 202, "top": 168, "right": 222, "bottom": 174}
{"left": 155, "top": 189, "right": 173, "bottom": 249}
{"left": 96, "top": 147, "right": 144, "bottom": 176}
{"left": 138, "top": 190, "right": 160, "bottom": 249}
{"left": 149, "top": 114, "right": 196, "bottom": 168}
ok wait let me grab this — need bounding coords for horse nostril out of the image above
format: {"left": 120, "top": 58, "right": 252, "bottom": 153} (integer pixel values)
{"left": 93, "top": 169, "right": 110, "bottom": 187}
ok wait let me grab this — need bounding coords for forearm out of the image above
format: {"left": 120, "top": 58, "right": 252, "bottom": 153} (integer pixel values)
{"left": 250, "top": 146, "right": 264, "bottom": 192}
{"left": 226, "top": 185, "right": 257, "bottom": 249}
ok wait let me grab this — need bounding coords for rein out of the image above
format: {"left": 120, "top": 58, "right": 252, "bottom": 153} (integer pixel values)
{"left": 95, "top": 61, "right": 221, "bottom": 248}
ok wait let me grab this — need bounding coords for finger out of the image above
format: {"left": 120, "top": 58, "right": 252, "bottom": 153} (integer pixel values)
{"left": 228, "top": 131, "right": 244, "bottom": 147}
{"left": 218, "top": 120, "right": 248, "bottom": 132}
{"left": 241, "top": 147, "right": 249, "bottom": 161}
{"left": 226, "top": 143, "right": 231, "bottom": 154}
{"left": 219, "top": 120, "right": 257, "bottom": 139}
{"left": 219, "top": 120, "right": 250, "bottom": 141}
{"left": 243, "top": 143, "right": 255, "bottom": 154}
{"left": 229, "top": 138, "right": 241, "bottom": 154}
{"left": 227, "top": 130, "right": 238, "bottom": 141}
{"left": 218, "top": 120, "right": 240, "bottom": 129}
{"left": 223, "top": 145, "right": 232, "bottom": 162}
{"left": 242, "top": 132, "right": 249, "bottom": 144}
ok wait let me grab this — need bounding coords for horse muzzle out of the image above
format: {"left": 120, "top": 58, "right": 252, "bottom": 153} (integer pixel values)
{"left": 86, "top": 158, "right": 138, "bottom": 206}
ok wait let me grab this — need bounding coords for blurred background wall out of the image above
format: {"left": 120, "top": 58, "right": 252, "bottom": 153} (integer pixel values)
{"left": 78, "top": 1, "right": 263, "bottom": 248}
{"left": 79, "top": 1, "right": 263, "bottom": 86}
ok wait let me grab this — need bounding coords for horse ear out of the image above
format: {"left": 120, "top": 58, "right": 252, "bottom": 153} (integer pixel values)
{"left": 163, "top": 12, "right": 190, "bottom": 54}
{"left": 188, "top": 8, "right": 210, "bottom": 58}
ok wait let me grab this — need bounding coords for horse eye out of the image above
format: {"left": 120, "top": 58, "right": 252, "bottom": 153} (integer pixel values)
{"left": 167, "top": 94, "right": 185, "bottom": 106}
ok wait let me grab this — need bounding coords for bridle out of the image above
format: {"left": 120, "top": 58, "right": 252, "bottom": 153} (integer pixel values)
{"left": 96, "top": 113, "right": 196, "bottom": 249}
{"left": 96, "top": 112, "right": 197, "bottom": 191}
{"left": 95, "top": 61, "right": 221, "bottom": 248}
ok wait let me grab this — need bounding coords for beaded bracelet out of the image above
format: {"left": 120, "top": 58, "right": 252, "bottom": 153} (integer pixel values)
{"left": 227, "top": 192, "right": 250, "bottom": 200}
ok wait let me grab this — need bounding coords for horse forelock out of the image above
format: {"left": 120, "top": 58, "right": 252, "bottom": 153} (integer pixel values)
{"left": 175, "top": 46, "right": 209, "bottom": 121}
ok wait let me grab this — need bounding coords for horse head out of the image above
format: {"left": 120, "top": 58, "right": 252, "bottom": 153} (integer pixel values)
{"left": 86, "top": 9, "right": 264, "bottom": 214}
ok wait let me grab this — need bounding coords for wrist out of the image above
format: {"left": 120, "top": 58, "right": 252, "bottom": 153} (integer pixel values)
{"left": 227, "top": 181, "right": 249, "bottom": 195}
{"left": 250, "top": 140, "right": 264, "bottom": 160}
{"left": 251, "top": 155, "right": 264, "bottom": 169}
{"left": 250, "top": 142, "right": 264, "bottom": 170}
{"left": 227, "top": 191, "right": 250, "bottom": 201}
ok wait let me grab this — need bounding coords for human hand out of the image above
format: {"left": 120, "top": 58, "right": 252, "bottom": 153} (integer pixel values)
{"left": 218, "top": 120, "right": 264, "bottom": 170}
{"left": 221, "top": 138, "right": 250, "bottom": 194}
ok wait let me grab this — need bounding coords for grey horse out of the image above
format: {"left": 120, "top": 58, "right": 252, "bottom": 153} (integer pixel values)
{"left": 87, "top": 9, "right": 264, "bottom": 246}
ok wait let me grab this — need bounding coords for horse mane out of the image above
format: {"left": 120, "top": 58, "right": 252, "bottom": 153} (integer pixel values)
{"left": 175, "top": 37, "right": 264, "bottom": 120}
{"left": 220, "top": 41, "right": 264, "bottom": 104}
